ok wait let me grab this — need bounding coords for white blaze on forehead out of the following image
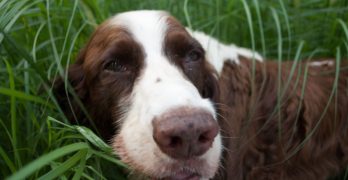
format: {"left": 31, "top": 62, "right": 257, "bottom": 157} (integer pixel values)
{"left": 110, "top": 10, "right": 168, "bottom": 58}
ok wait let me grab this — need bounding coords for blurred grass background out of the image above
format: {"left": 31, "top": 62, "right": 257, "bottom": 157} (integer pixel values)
{"left": 1, "top": 0, "right": 348, "bottom": 179}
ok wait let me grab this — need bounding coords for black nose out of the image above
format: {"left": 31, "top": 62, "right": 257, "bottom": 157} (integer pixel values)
{"left": 152, "top": 108, "right": 219, "bottom": 159}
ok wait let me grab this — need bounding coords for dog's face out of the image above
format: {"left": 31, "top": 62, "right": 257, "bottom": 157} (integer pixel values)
{"left": 57, "top": 10, "right": 222, "bottom": 179}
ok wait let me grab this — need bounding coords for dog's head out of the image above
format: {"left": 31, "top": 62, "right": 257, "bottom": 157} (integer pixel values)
{"left": 55, "top": 10, "right": 222, "bottom": 179}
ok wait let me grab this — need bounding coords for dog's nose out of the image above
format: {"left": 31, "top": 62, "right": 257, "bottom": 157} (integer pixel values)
{"left": 152, "top": 108, "right": 219, "bottom": 159}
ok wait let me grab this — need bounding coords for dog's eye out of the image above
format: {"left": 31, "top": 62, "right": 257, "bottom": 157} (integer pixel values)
{"left": 186, "top": 50, "right": 202, "bottom": 62}
{"left": 105, "top": 59, "right": 128, "bottom": 72}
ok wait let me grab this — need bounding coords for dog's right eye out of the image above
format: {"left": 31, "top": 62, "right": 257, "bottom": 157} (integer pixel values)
{"left": 186, "top": 50, "right": 201, "bottom": 62}
{"left": 105, "top": 59, "right": 128, "bottom": 72}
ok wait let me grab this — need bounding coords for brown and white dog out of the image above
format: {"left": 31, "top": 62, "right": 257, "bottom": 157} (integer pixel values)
{"left": 55, "top": 10, "right": 348, "bottom": 180}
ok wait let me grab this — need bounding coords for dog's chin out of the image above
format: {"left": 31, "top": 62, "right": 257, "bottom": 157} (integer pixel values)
{"left": 127, "top": 158, "right": 211, "bottom": 180}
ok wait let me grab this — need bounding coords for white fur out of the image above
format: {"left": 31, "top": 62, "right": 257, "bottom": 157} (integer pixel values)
{"left": 309, "top": 60, "right": 334, "bottom": 67}
{"left": 109, "top": 10, "right": 221, "bottom": 179}
{"left": 188, "top": 29, "right": 263, "bottom": 74}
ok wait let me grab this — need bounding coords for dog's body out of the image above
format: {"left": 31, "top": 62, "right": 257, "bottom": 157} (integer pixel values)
{"left": 217, "top": 58, "right": 348, "bottom": 179}
{"left": 55, "top": 10, "right": 348, "bottom": 179}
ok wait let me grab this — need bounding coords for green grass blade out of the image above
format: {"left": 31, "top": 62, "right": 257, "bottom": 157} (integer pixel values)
{"left": 241, "top": 0, "right": 256, "bottom": 55}
{"left": 85, "top": 165, "right": 108, "bottom": 180}
{"left": 74, "top": 126, "right": 112, "bottom": 153}
{"left": 183, "top": 0, "right": 192, "bottom": 29}
{"left": 31, "top": 22, "right": 46, "bottom": 62}
{"left": 241, "top": 0, "right": 259, "bottom": 130}
{"left": 4, "top": 59, "right": 21, "bottom": 168}
{"left": 90, "top": 150, "right": 128, "bottom": 169}
{"left": 281, "top": 41, "right": 305, "bottom": 98}
{"left": 38, "top": 149, "right": 88, "bottom": 180}
{"left": 59, "top": 0, "right": 78, "bottom": 64}
{"left": 6, "top": 142, "right": 89, "bottom": 180}
{"left": 338, "top": 19, "right": 348, "bottom": 41}
{"left": 0, "top": 0, "right": 10, "bottom": 10}
{"left": 46, "top": 116, "right": 73, "bottom": 129}
{"left": 45, "top": 0, "right": 64, "bottom": 77}
{"left": 278, "top": 0, "right": 292, "bottom": 59}
{"left": 0, "top": 146, "right": 16, "bottom": 173}
{"left": 271, "top": 7, "right": 283, "bottom": 139}
{"left": 0, "top": 87, "right": 53, "bottom": 107}
{"left": 72, "top": 150, "right": 88, "bottom": 180}
{"left": 253, "top": 0, "right": 266, "bottom": 56}
{"left": 343, "top": 163, "right": 348, "bottom": 180}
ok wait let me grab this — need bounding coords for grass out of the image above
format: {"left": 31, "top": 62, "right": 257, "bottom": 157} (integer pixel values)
{"left": 0, "top": 0, "right": 348, "bottom": 179}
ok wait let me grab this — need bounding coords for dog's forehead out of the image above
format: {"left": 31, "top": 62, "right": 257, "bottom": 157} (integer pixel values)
{"left": 108, "top": 10, "right": 172, "bottom": 56}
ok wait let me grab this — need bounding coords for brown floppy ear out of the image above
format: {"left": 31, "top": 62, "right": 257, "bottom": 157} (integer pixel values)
{"left": 54, "top": 65, "right": 86, "bottom": 120}
{"left": 53, "top": 49, "right": 88, "bottom": 126}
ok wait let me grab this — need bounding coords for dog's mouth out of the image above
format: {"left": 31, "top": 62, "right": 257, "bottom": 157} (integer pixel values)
{"left": 151, "top": 158, "right": 208, "bottom": 180}
{"left": 158, "top": 169, "right": 201, "bottom": 180}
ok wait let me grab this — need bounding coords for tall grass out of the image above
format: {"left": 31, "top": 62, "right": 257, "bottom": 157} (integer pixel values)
{"left": 0, "top": 0, "right": 347, "bottom": 179}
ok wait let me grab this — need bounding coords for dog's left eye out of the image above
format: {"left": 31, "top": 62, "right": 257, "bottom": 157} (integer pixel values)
{"left": 105, "top": 59, "right": 128, "bottom": 72}
{"left": 186, "top": 50, "right": 202, "bottom": 62}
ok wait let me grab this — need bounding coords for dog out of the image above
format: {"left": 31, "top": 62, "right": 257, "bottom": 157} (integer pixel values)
{"left": 54, "top": 10, "right": 348, "bottom": 179}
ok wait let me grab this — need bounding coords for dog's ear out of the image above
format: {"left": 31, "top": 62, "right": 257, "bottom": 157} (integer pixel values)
{"left": 53, "top": 49, "right": 88, "bottom": 125}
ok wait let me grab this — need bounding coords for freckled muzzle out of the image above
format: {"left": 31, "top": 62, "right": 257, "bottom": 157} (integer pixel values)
{"left": 152, "top": 108, "right": 219, "bottom": 159}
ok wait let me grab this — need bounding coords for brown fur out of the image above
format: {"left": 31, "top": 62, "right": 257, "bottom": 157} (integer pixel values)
{"left": 216, "top": 58, "right": 348, "bottom": 180}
